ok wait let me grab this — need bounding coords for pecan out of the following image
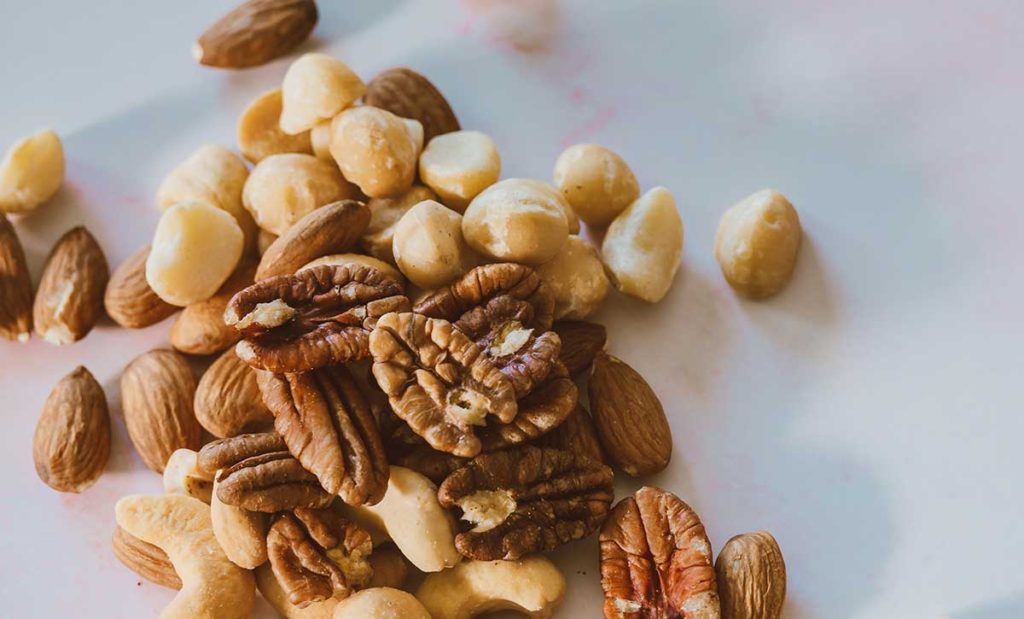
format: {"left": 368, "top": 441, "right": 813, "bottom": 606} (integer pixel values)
{"left": 415, "top": 263, "right": 554, "bottom": 331}
{"left": 226, "top": 264, "right": 410, "bottom": 373}
{"left": 438, "top": 445, "right": 614, "bottom": 560}
{"left": 535, "top": 402, "right": 604, "bottom": 464}
{"left": 600, "top": 486, "right": 720, "bottom": 619}
{"left": 258, "top": 365, "right": 389, "bottom": 506}
{"left": 478, "top": 362, "right": 577, "bottom": 451}
{"left": 370, "top": 312, "right": 517, "bottom": 457}
{"left": 267, "top": 507, "right": 373, "bottom": 608}
{"left": 198, "top": 431, "right": 287, "bottom": 475}
{"left": 387, "top": 440, "right": 467, "bottom": 485}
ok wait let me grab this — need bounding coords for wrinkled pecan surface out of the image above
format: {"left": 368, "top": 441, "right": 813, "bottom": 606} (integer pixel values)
{"left": 535, "top": 402, "right": 604, "bottom": 464}
{"left": 478, "top": 362, "right": 577, "bottom": 451}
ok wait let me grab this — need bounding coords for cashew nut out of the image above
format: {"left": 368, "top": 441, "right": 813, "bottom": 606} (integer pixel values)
{"left": 415, "top": 556, "right": 566, "bottom": 618}
{"left": 162, "top": 448, "right": 213, "bottom": 504}
{"left": 210, "top": 478, "right": 269, "bottom": 569}
{"left": 333, "top": 588, "right": 431, "bottom": 619}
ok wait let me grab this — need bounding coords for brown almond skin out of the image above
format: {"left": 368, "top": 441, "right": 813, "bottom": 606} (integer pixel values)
{"left": 553, "top": 320, "right": 607, "bottom": 375}
{"left": 0, "top": 213, "right": 33, "bottom": 341}
{"left": 195, "top": 0, "right": 318, "bottom": 69}
{"left": 121, "top": 349, "right": 201, "bottom": 473}
{"left": 111, "top": 526, "right": 182, "bottom": 590}
{"left": 195, "top": 347, "right": 275, "bottom": 438}
{"left": 33, "top": 226, "right": 109, "bottom": 345}
{"left": 588, "top": 351, "right": 672, "bottom": 476}
{"left": 255, "top": 200, "right": 371, "bottom": 280}
{"left": 104, "top": 245, "right": 178, "bottom": 328}
{"left": 170, "top": 260, "right": 256, "bottom": 355}
{"left": 365, "top": 67, "right": 460, "bottom": 142}
{"left": 32, "top": 366, "right": 110, "bottom": 493}
{"left": 716, "top": 531, "right": 786, "bottom": 619}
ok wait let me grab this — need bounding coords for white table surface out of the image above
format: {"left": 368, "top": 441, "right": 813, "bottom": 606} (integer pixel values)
{"left": 2, "top": 1, "right": 1022, "bottom": 617}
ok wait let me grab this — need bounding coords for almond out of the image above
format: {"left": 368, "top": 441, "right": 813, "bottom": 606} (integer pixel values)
{"left": 195, "top": 347, "right": 274, "bottom": 438}
{"left": 0, "top": 213, "right": 33, "bottom": 341}
{"left": 255, "top": 199, "right": 370, "bottom": 280}
{"left": 32, "top": 366, "right": 110, "bottom": 492}
{"left": 194, "top": 0, "right": 318, "bottom": 69}
{"left": 588, "top": 351, "right": 672, "bottom": 476}
{"left": 104, "top": 245, "right": 178, "bottom": 328}
{"left": 121, "top": 349, "right": 201, "bottom": 473}
{"left": 716, "top": 531, "right": 786, "bottom": 619}
{"left": 111, "top": 526, "right": 182, "bottom": 590}
{"left": 365, "top": 67, "right": 460, "bottom": 142}
{"left": 33, "top": 226, "right": 109, "bottom": 345}
{"left": 170, "top": 260, "right": 256, "bottom": 355}
{"left": 552, "top": 320, "right": 606, "bottom": 375}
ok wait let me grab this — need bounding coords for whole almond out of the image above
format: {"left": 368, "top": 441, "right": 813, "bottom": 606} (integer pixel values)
{"left": 552, "top": 320, "right": 607, "bottom": 375}
{"left": 104, "top": 245, "right": 178, "bottom": 328}
{"left": 588, "top": 351, "right": 672, "bottom": 476}
{"left": 716, "top": 531, "right": 786, "bottom": 619}
{"left": 365, "top": 67, "right": 460, "bottom": 142}
{"left": 33, "top": 226, "right": 109, "bottom": 345}
{"left": 170, "top": 260, "right": 256, "bottom": 355}
{"left": 255, "top": 199, "right": 370, "bottom": 280}
{"left": 0, "top": 213, "right": 33, "bottom": 341}
{"left": 194, "top": 0, "right": 318, "bottom": 69}
{"left": 121, "top": 349, "right": 201, "bottom": 473}
{"left": 111, "top": 526, "right": 182, "bottom": 590}
{"left": 32, "top": 366, "right": 110, "bottom": 492}
{"left": 195, "top": 347, "right": 274, "bottom": 438}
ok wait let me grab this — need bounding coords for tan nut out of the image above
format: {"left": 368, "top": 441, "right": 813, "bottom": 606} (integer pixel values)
{"left": 419, "top": 130, "right": 500, "bottom": 212}
{"left": 104, "top": 245, "right": 178, "bottom": 329}
{"left": 716, "top": 530, "right": 786, "bottom": 619}
{"left": 238, "top": 89, "right": 313, "bottom": 163}
{"left": 329, "top": 106, "right": 418, "bottom": 199}
{"left": 33, "top": 226, "right": 109, "bottom": 345}
{"left": 300, "top": 253, "right": 404, "bottom": 286}
{"left": 360, "top": 185, "right": 437, "bottom": 264}
{"left": 256, "top": 200, "right": 370, "bottom": 280}
{"left": 163, "top": 448, "right": 214, "bottom": 504}
{"left": 602, "top": 186, "right": 683, "bottom": 303}
{"left": 392, "top": 199, "right": 477, "bottom": 290}
{"left": 416, "top": 556, "right": 566, "bottom": 619}
{"left": 211, "top": 478, "right": 270, "bottom": 569}
{"left": 553, "top": 143, "right": 639, "bottom": 228}
{"left": 258, "top": 229, "right": 278, "bottom": 256}
{"left": 714, "top": 189, "right": 801, "bottom": 299}
{"left": 462, "top": 178, "right": 571, "bottom": 265}
{"left": 281, "top": 53, "right": 365, "bottom": 135}
{"left": 170, "top": 260, "right": 255, "bottom": 355}
{"left": 0, "top": 129, "right": 64, "bottom": 214}
{"left": 536, "top": 235, "right": 609, "bottom": 320}
{"left": 243, "top": 153, "right": 356, "bottom": 235}
{"left": 194, "top": 347, "right": 275, "bottom": 438}
{"left": 310, "top": 120, "right": 332, "bottom": 161}
{"left": 403, "top": 117, "right": 425, "bottom": 158}
{"left": 334, "top": 588, "right": 431, "bottom": 619}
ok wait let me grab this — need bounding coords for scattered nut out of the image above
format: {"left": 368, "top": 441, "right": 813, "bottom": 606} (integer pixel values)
{"left": 163, "top": 448, "right": 214, "bottom": 503}
{"left": 243, "top": 153, "right": 357, "bottom": 235}
{"left": 416, "top": 556, "right": 566, "bottom": 619}
{"left": 462, "top": 178, "right": 571, "bottom": 265}
{"left": 551, "top": 319, "right": 606, "bottom": 375}
{"left": 300, "top": 253, "right": 404, "bottom": 286}
{"left": 0, "top": 128, "right": 64, "bottom": 214}
{"left": 602, "top": 186, "right": 683, "bottom": 303}
{"left": 392, "top": 199, "right": 478, "bottom": 289}
{"left": 238, "top": 88, "right": 313, "bottom": 163}
{"left": 105, "top": 245, "right": 178, "bottom": 329}
{"left": 335, "top": 588, "right": 432, "bottom": 619}
{"left": 256, "top": 563, "right": 339, "bottom": 619}
{"left": 211, "top": 478, "right": 270, "bottom": 569}
{"left": 329, "top": 106, "right": 419, "bottom": 199}
{"left": 112, "top": 525, "right": 183, "bottom": 590}
{"left": 33, "top": 226, "right": 109, "bottom": 345}
{"left": 553, "top": 143, "right": 639, "bottom": 228}
{"left": 194, "top": 0, "right": 318, "bottom": 69}
{"left": 478, "top": 362, "right": 577, "bottom": 451}
{"left": 716, "top": 531, "right": 786, "bottom": 619}
{"left": 0, "top": 213, "right": 34, "bottom": 341}
{"left": 419, "top": 131, "right": 500, "bottom": 212}
{"left": 367, "top": 547, "right": 408, "bottom": 589}
{"left": 403, "top": 117, "right": 425, "bottom": 158}
{"left": 365, "top": 66, "right": 460, "bottom": 142}
{"left": 536, "top": 235, "right": 609, "bottom": 320}
{"left": 170, "top": 260, "right": 256, "bottom": 355}
{"left": 194, "top": 347, "right": 275, "bottom": 438}
{"left": 360, "top": 185, "right": 438, "bottom": 264}
{"left": 281, "top": 53, "right": 365, "bottom": 135}
{"left": 714, "top": 189, "right": 801, "bottom": 299}
{"left": 535, "top": 403, "right": 604, "bottom": 464}
{"left": 309, "top": 120, "right": 332, "bottom": 160}
{"left": 256, "top": 199, "right": 370, "bottom": 280}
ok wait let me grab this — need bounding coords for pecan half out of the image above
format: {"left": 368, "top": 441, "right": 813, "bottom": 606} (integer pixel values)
{"left": 267, "top": 507, "right": 373, "bottom": 608}
{"left": 370, "top": 312, "right": 517, "bottom": 457}
{"left": 535, "top": 402, "right": 605, "bottom": 465}
{"left": 600, "top": 486, "right": 720, "bottom": 619}
{"left": 226, "top": 264, "right": 409, "bottom": 373}
{"left": 386, "top": 439, "right": 468, "bottom": 485}
{"left": 478, "top": 362, "right": 577, "bottom": 451}
{"left": 438, "top": 445, "right": 614, "bottom": 560}
{"left": 258, "top": 365, "right": 389, "bottom": 506}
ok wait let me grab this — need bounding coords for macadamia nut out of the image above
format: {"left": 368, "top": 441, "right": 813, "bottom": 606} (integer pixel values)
{"left": 601, "top": 186, "right": 683, "bottom": 303}
{"left": 300, "top": 253, "right": 405, "bottom": 286}
{"left": 536, "top": 235, "right": 610, "bottom": 320}
{"left": 361, "top": 185, "right": 437, "bottom": 264}
{"left": 334, "top": 588, "right": 431, "bottom": 619}
{"left": 237, "top": 89, "right": 312, "bottom": 163}
{"left": 714, "top": 189, "right": 801, "bottom": 299}
{"left": 310, "top": 121, "right": 332, "bottom": 160}
{"left": 416, "top": 556, "right": 566, "bottom": 619}
{"left": 147, "top": 201, "right": 245, "bottom": 306}
{"left": 0, "top": 128, "right": 64, "bottom": 214}
{"left": 462, "top": 178, "right": 570, "bottom": 265}
{"left": 403, "top": 118, "right": 425, "bottom": 158}
{"left": 280, "top": 53, "right": 365, "bottom": 135}
{"left": 329, "top": 107, "right": 419, "bottom": 198}
{"left": 419, "top": 130, "right": 501, "bottom": 212}
{"left": 553, "top": 143, "right": 639, "bottom": 228}
{"left": 393, "top": 200, "right": 477, "bottom": 290}
{"left": 242, "top": 153, "right": 356, "bottom": 235}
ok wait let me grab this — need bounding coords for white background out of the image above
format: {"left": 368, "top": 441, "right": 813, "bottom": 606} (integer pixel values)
{"left": 1, "top": 1, "right": 1022, "bottom": 617}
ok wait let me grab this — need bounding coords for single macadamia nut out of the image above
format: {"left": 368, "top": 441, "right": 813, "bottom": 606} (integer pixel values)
{"left": 537, "top": 235, "right": 610, "bottom": 320}
{"left": 300, "top": 253, "right": 405, "bottom": 286}
{"left": 334, "top": 588, "right": 432, "bottom": 619}
{"left": 714, "top": 189, "right": 801, "bottom": 299}
{"left": 553, "top": 143, "right": 639, "bottom": 228}
{"left": 310, "top": 121, "right": 332, "bottom": 160}
{"left": 330, "top": 107, "right": 419, "bottom": 199}
{"left": 602, "top": 186, "right": 683, "bottom": 303}
{"left": 361, "top": 185, "right": 437, "bottom": 264}
{"left": 242, "top": 153, "right": 356, "bottom": 235}
{"left": 147, "top": 201, "right": 244, "bottom": 306}
{"left": 237, "top": 89, "right": 312, "bottom": 163}
{"left": 0, "top": 129, "right": 64, "bottom": 214}
{"left": 419, "top": 131, "right": 501, "bottom": 212}
{"left": 393, "top": 200, "right": 477, "bottom": 290}
{"left": 462, "top": 178, "right": 570, "bottom": 265}
{"left": 404, "top": 118, "right": 425, "bottom": 158}
{"left": 280, "top": 53, "right": 365, "bottom": 135}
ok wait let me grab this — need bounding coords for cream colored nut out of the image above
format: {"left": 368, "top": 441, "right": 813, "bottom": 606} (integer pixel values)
{"left": 147, "top": 201, "right": 244, "bottom": 306}
{"left": 211, "top": 478, "right": 269, "bottom": 569}
{"left": 361, "top": 185, "right": 437, "bottom": 264}
{"left": 419, "top": 130, "right": 501, "bottom": 212}
{"left": 300, "top": 253, "right": 405, "bottom": 286}
{"left": 310, "top": 121, "right": 333, "bottom": 161}
{"left": 0, "top": 129, "right": 64, "bottom": 213}
{"left": 714, "top": 189, "right": 801, "bottom": 299}
{"left": 115, "top": 494, "right": 256, "bottom": 619}
{"left": 403, "top": 118, "right": 425, "bottom": 158}
{"left": 462, "top": 178, "right": 570, "bottom": 265}
{"left": 602, "top": 186, "right": 683, "bottom": 303}
{"left": 536, "top": 235, "right": 609, "bottom": 320}
{"left": 256, "top": 564, "right": 339, "bottom": 619}
{"left": 329, "top": 106, "right": 418, "bottom": 199}
{"left": 365, "top": 466, "right": 461, "bottom": 572}
{"left": 333, "top": 588, "right": 431, "bottom": 619}
{"left": 416, "top": 556, "right": 566, "bottom": 619}
{"left": 553, "top": 143, "right": 639, "bottom": 228}
{"left": 242, "top": 153, "right": 356, "bottom": 235}
{"left": 257, "top": 229, "right": 278, "bottom": 256}
{"left": 280, "top": 53, "right": 366, "bottom": 135}
{"left": 393, "top": 200, "right": 477, "bottom": 290}
{"left": 238, "top": 89, "right": 312, "bottom": 163}
{"left": 163, "top": 449, "right": 214, "bottom": 504}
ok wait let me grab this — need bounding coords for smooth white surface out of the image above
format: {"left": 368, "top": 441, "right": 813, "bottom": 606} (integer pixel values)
{"left": 1, "top": 1, "right": 1022, "bottom": 617}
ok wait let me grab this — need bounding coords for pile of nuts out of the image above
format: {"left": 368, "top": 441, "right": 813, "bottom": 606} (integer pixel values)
{"left": 5, "top": 3, "right": 805, "bottom": 616}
